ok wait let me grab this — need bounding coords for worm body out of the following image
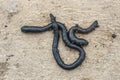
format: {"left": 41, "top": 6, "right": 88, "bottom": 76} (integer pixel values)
{"left": 21, "top": 14, "right": 99, "bottom": 70}
{"left": 68, "top": 21, "right": 99, "bottom": 46}
{"left": 21, "top": 23, "right": 52, "bottom": 33}
{"left": 55, "top": 22, "right": 85, "bottom": 70}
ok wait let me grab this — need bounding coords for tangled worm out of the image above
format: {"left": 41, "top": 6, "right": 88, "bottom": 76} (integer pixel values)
{"left": 21, "top": 14, "right": 99, "bottom": 70}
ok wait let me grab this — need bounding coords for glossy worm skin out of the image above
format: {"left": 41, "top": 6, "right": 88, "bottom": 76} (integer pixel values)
{"left": 56, "top": 22, "right": 85, "bottom": 70}
{"left": 51, "top": 15, "right": 85, "bottom": 69}
{"left": 21, "top": 23, "right": 52, "bottom": 33}
{"left": 68, "top": 21, "right": 99, "bottom": 46}
{"left": 21, "top": 14, "right": 99, "bottom": 70}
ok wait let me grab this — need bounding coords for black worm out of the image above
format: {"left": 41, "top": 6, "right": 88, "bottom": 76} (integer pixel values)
{"left": 21, "top": 23, "right": 52, "bottom": 33}
{"left": 68, "top": 21, "right": 99, "bottom": 46}
{"left": 21, "top": 14, "right": 99, "bottom": 70}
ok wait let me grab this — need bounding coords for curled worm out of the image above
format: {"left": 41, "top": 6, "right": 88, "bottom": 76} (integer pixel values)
{"left": 68, "top": 21, "right": 99, "bottom": 46}
{"left": 21, "top": 14, "right": 99, "bottom": 70}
